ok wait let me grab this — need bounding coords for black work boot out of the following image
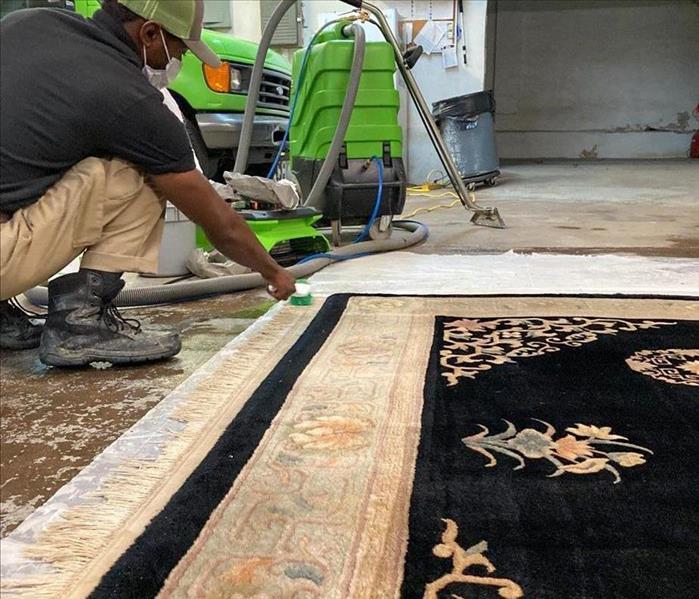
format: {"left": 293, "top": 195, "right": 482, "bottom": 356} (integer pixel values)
{"left": 0, "top": 299, "right": 43, "bottom": 350}
{"left": 39, "top": 271, "right": 181, "bottom": 367}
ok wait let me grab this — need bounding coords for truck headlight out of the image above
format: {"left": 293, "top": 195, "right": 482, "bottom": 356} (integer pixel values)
{"left": 230, "top": 67, "right": 243, "bottom": 91}
{"left": 204, "top": 62, "right": 251, "bottom": 94}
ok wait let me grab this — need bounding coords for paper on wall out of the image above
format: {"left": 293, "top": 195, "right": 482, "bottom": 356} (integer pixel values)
{"left": 442, "top": 45, "right": 458, "bottom": 70}
{"left": 403, "top": 0, "right": 454, "bottom": 21}
{"left": 414, "top": 19, "right": 447, "bottom": 54}
{"left": 402, "top": 21, "right": 413, "bottom": 47}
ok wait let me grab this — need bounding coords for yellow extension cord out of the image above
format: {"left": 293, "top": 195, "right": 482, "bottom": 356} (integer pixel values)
{"left": 402, "top": 189, "right": 477, "bottom": 219}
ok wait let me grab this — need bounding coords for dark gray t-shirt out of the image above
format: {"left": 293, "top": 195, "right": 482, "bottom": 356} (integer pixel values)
{"left": 0, "top": 8, "right": 195, "bottom": 212}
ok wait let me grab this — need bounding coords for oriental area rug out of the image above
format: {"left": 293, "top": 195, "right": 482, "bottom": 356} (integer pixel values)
{"left": 2, "top": 295, "right": 697, "bottom": 599}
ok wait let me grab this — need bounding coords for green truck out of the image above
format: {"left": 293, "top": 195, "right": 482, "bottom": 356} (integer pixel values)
{"left": 1, "top": 0, "right": 293, "bottom": 178}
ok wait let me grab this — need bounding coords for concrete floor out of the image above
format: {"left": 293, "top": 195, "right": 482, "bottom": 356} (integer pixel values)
{"left": 410, "top": 160, "right": 699, "bottom": 257}
{"left": 1, "top": 160, "right": 697, "bottom": 536}
{"left": 0, "top": 292, "right": 273, "bottom": 536}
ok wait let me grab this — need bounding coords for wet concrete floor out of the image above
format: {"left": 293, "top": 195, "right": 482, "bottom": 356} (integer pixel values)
{"left": 0, "top": 291, "right": 273, "bottom": 535}
{"left": 1, "top": 160, "right": 697, "bottom": 535}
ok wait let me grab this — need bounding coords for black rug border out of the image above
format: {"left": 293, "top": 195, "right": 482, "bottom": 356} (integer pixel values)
{"left": 89, "top": 292, "right": 696, "bottom": 597}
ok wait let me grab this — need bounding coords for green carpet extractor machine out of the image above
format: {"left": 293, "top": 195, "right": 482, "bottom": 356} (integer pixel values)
{"left": 197, "top": 15, "right": 409, "bottom": 256}
{"left": 289, "top": 22, "right": 407, "bottom": 245}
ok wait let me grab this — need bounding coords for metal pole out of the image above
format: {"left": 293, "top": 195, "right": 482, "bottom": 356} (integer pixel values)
{"left": 355, "top": 2, "right": 505, "bottom": 228}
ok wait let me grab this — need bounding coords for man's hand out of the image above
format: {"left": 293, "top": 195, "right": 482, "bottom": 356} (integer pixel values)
{"left": 265, "top": 267, "right": 296, "bottom": 301}
{"left": 151, "top": 170, "right": 296, "bottom": 301}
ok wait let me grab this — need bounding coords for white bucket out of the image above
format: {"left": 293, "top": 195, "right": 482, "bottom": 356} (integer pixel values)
{"left": 153, "top": 203, "right": 196, "bottom": 277}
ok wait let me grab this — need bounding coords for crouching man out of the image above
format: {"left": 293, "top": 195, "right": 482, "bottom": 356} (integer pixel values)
{"left": 0, "top": 0, "right": 295, "bottom": 366}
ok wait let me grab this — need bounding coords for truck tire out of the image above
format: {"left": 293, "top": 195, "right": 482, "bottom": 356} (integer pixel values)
{"left": 184, "top": 117, "right": 218, "bottom": 179}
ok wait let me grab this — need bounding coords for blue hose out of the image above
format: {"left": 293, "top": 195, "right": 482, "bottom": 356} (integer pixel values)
{"left": 297, "top": 251, "right": 374, "bottom": 266}
{"left": 354, "top": 156, "right": 384, "bottom": 242}
{"left": 298, "top": 155, "right": 385, "bottom": 264}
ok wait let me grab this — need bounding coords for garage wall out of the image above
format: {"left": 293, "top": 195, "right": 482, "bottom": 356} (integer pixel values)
{"left": 491, "top": 0, "right": 699, "bottom": 159}
{"left": 231, "top": 1, "right": 263, "bottom": 42}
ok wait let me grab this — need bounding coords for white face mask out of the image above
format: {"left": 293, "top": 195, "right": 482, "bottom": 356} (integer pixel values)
{"left": 142, "top": 29, "right": 182, "bottom": 90}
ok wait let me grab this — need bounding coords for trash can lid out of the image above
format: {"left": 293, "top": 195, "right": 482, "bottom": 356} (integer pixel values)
{"left": 432, "top": 90, "right": 495, "bottom": 120}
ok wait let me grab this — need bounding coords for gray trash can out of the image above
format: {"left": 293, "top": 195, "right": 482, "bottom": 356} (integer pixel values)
{"left": 432, "top": 90, "right": 500, "bottom": 186}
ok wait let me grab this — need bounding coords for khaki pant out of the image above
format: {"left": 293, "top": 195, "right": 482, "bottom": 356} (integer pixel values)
{"left": 0, "top": 158, "right": 165, "bottom": 300}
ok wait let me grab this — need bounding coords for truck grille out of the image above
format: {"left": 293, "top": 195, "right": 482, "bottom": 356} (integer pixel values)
{"left": 258, "top": 70, "right": 291, "bottom": 110}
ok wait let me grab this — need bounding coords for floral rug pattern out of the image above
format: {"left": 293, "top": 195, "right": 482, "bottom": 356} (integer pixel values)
{"left": 626, "top": 349, "right": 699, "bottom": 386}
{"left": 463, "top": 420, "right": 652, "bottom": 484}
{"left": 424, "top": 519, "right": 523, "bottom": 599}
{"left": 440, "top": 317, "right": 674, "bottom": 386}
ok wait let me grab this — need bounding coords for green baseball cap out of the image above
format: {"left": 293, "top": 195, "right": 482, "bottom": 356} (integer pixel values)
{"left": 117, "top": 0, "right": 221, "bottom": 67}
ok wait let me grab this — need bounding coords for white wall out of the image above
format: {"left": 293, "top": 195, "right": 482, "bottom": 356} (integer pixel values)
{"left": 492, "top": 0, "right": 699, "bottom": 159}
{"left": 402, "top": 0, "right": 489, "bottom": 183}
{"left": 209, "top": 1, "right": 261, "bottom": 42}
{"left": 230, "top": 1, "right": 262, "bottom": 42}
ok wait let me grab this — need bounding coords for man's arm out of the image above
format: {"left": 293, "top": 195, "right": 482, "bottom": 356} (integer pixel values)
{"left": 151, "top": 170, "right": 296, "bottom": 300}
